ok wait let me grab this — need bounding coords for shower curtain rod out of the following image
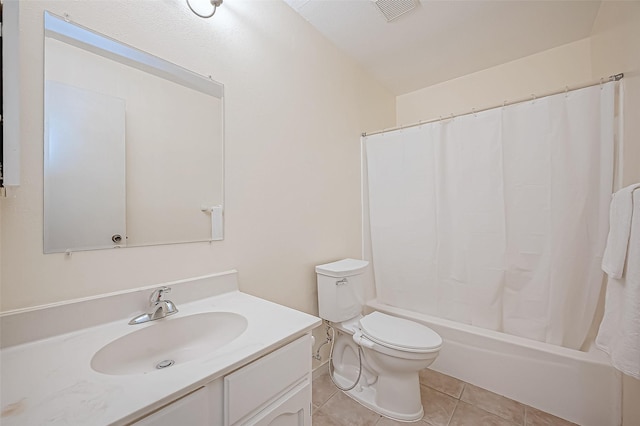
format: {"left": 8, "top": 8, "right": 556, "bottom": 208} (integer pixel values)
{"left": 362, "top": 73, "right": 624, "bottom": 137}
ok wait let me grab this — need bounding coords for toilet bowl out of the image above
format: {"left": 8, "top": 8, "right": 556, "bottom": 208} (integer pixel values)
{"left": 316, "top": 259, "right": 443, "bottom": 422}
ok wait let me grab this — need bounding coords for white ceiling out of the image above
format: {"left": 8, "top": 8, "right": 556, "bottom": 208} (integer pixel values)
{"left": 284, "top": 0, "right": 602, "bottom": 95}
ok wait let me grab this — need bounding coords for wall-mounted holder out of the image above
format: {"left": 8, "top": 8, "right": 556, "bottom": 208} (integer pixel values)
{"left": 201, "top": 205, "right": 223, "bottom": 241}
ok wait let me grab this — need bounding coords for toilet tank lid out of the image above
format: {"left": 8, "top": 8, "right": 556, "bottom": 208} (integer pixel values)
{"left": 359, "top": 312, "right": 442, "bottom": 351}
{"left": 315, "top": 259, "right": 369, "bottom": 277}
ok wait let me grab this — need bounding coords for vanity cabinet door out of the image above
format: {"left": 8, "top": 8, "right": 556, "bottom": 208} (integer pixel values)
{"left": 245, "top": 380, "right": 311, "bottom": 426}
{"left": 131, "top": 387, "right": 210, "bottom": 426}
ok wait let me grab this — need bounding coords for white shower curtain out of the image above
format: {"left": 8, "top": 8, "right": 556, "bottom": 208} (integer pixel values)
{"left": 366, "top": 83, "right": 615, "bottom": 350}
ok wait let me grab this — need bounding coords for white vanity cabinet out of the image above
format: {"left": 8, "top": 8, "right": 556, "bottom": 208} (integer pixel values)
{"left": 130, "top": 334, "right": 312, "bottom": 426}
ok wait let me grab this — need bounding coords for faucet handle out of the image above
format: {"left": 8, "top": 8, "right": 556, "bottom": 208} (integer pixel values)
{"left": 150, "top": 286, "right": 171, "bottom": 305}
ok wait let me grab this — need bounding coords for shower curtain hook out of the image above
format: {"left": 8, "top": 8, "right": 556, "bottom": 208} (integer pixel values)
{"left": 600, "top": 77, "right": 604, "bottom": 89}
{"left": 503, "top": 100, "right": 507, "bottom": 108}
{"left": 472, "top": 108, "right": 477, "bottom": 117}
{"left": 531, "top": 94, "right": 536, "bottom": 103}
{"left": 565, "top": 86, "right": 569, "bottom": 98}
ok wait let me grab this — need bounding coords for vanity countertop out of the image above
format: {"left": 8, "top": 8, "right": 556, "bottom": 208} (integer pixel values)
{"left": 0, "top": 289, "right": 321, "bottom": 425}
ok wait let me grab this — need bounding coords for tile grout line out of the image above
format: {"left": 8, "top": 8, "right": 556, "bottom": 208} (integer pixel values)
{"left": 311, "top": 377, "right": 339, "bottom": 418}
{"left": 458, "top": 382, "right": 466, "bottom": 400}
{"left": 313, "top": 388, "right": 338, "bottom": 413}
{"left": 444, "top": 381, "right": 465, "bottom": 426}
{"left": 314, "top": 392, "right": 344, "bottom": 425}
{"left": 454, "top": 382, "right": 462, "bottom": 424}
{"left": 444, "top": 399, "right": 460, "bottom": 426}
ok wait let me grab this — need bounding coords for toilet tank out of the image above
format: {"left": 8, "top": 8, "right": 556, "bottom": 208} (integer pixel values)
{"left": 316, "top": 258, "right": 369, "bottom": 323}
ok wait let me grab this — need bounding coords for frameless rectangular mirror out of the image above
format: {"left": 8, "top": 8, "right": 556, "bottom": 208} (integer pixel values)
{"left": 43, "top": 11, "right": 224, "bottom": 253}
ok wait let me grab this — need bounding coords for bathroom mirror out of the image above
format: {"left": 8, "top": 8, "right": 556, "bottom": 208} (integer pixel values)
{"left": 43, "top": 12, "right": 224, "bottom": 253}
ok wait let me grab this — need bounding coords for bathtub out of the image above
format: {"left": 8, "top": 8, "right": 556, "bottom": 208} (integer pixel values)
{"left": 367, "top": 300, "right": 621, "bottom": 426}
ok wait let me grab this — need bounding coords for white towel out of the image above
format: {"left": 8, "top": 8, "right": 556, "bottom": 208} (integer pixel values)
{"left": 596, "top": 184, "right": 640, "bottom": 379}
{"left": 602, "top": 183, "right": 640, "bottom": 278}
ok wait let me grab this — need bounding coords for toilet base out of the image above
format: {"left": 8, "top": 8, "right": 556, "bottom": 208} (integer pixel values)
{"left": 331, "top": 370, "right": 424, "bottom": 422}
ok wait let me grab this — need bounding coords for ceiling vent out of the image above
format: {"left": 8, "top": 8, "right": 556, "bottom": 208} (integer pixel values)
{"left": 372, "top": 0, "right": 419, "bottom": 22}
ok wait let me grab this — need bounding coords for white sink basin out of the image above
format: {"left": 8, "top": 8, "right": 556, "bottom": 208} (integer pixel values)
{"left": 91, "top": 312, "right": 248, "bottom": 375}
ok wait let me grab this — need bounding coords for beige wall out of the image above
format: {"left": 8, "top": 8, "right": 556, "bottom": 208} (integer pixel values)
{"left": 0, "top": 0, "right": 395, "bottom": 319}
{"left": 591, "top": 1, "right": 640, "bottom": 188}
{"left": 590, "top": 3, "right": 640, "bottom": 425}
{"left": 396, "top": 38, "right": 593, "bottom": 125}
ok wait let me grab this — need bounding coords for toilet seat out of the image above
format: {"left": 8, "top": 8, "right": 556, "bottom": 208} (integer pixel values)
{"left": 359, "top": 312, "right": 442, "bottom": 353}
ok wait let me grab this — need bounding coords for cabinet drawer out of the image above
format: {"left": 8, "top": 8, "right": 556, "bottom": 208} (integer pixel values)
{"left": 131, "top": 387, "right": 209, "bottom": 426}
{"left": 224, "top": 334, "right": 311, "bottom": 425}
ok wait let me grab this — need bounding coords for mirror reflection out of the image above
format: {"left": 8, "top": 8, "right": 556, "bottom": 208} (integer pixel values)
{"left": 43, "top": 12, "right": 224, "bottom": 253}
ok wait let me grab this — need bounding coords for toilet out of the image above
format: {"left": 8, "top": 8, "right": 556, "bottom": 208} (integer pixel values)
{"left": 316, "top": 258, "right": 442, "bottom": 422}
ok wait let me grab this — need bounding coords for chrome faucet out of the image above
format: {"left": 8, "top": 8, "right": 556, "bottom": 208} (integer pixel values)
{"left": 129, "top": 286, "right": 179, "bottom": 325}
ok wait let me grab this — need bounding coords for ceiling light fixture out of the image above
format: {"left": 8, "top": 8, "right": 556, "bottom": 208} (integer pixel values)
{"left": 186, "top": 0, "right": 223, "bottom": 18}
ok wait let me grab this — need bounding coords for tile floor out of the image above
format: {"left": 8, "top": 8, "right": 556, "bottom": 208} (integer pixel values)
{"left": 312, "top": 368, "right": 578, "bottom": 426}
